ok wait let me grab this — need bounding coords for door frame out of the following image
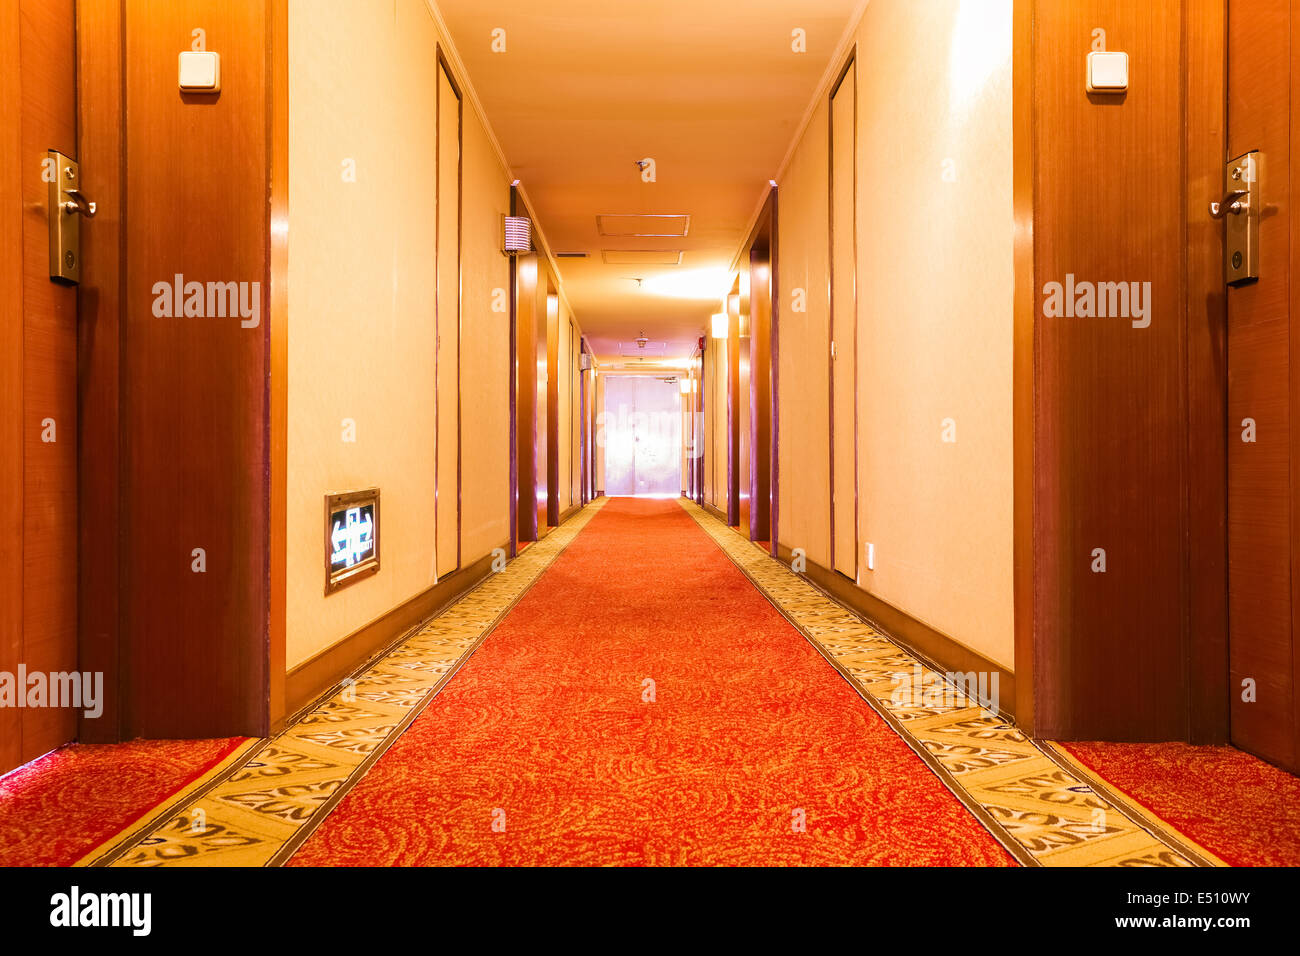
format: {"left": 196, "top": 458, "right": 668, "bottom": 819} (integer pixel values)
{"left": 732, "top": 185, "right": 778, "bottom": 551}
{"left": 828, "top": 49, "right": 859, "bottom": 581}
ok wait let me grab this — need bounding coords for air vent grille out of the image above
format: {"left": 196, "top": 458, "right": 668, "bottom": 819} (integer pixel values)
{"left": 602, "top": 250, "right": 683, "bottom": 266}
{"left": 597, "top": 214, "right": 691, "bottom": 237}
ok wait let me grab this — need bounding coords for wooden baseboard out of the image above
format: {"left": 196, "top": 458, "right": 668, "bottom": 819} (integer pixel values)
{"left": 281, "top": 549, "right": 498, "bottom": 727}
{"left": 775, "top": 545, "right": 1016, "bottom": 720}
{"left": 702, "top": 501, "right": 727, "bottom": 524}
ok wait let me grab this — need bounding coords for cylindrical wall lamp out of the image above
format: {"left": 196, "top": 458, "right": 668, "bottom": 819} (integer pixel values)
{"left": 710, "top": 312, "right": 727, "bottom": 339}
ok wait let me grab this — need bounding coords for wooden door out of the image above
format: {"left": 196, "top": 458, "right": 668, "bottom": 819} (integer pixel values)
{"left": 749, "top": 244, "right": 772, "bottom": 543}
{"left": 537, "top": 267, "right": 551, "bottom": 534}
{"left": 1, "top": 0, "right": 80, "bottom": 774}
{"left": 737, "top": 269, "right": 752, "bottom": 532}
{"left": 435, "top": 57, "right": 462, "bottom": 577}
{"left": 829, "top": 55, "right": 857, "bottom": 578}
{"left": 1225, "top": 0, "right": 1300, "bottom": 771}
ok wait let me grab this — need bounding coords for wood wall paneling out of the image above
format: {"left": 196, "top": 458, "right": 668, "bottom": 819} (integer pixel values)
{"left": 1185, "top": 0, "right": 1228, "bottom": 744}
{"left": 77, "top": 0, "right": 127, "bottom": 743}
{"left": 726, "top": 282, "right": 741, "bottom": 525}
{"left": 268, "top": 0, "right": 289, "bottom": 730}
{"left": 749, "top": 244, "right": 772, "bottom": 543}
{"left": 11, "top": 0, "right": 80, "bottom": 767}
{"left": 0, "top": 0, "right": 25, "bottom": 772}
{"left": 1226, "top": 0, "right": 1295, "bottom": 767}
{"left": 829, "top": 55, "right": 857, "bottom": 579}
{"left": 1011, "top": 0, "right": 1037, "bottom": 732}
{"left": 435, "top": 54, "right": 462, "bottom": 577}
{"left": 121, "top": 0, "right": 271, "bottom": 738}
{"left": 538, "top": 264, "right": 553, "bottom": 533}
{"left": 514, "top": 251, "right": 539, "bottom": 543}
{"left": 1029, "top": 1, "right": 1210, "bottom": 741}
{"left": 737, "top": 267, "right": 752, "bottom": 534}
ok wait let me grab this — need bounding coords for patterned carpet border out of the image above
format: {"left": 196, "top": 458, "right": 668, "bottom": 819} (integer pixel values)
{"left": 83, "top": 500, "right": 606, "bottom": 867}
{"left": 678, "top": 499, "right": 1228, "bottom": 868}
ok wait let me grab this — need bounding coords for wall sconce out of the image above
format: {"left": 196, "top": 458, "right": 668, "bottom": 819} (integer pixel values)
{"left": 711, "top": 312, "right": 728, "bottom": 339}
{"left": 679, "top": 378, "right": 691, "bottom": 395}
{"left": 502, "top": 215, "right": 532, "bottom": 255}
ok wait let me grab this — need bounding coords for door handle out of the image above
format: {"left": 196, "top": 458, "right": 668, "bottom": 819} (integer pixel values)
{"left": 47, "top": 149, "right": 93, "bottom": 284}
{"left": 62, "top": 189, "right": 97, "bottom": 218}
{"left": 1208, "top": 189, "right": 1248, "bottom": 218}
{"left": 1215, "top": 151, "right": 1260, "bottom": 285}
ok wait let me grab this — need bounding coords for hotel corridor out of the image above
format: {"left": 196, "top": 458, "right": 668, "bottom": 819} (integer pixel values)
{"left": 5, "top": 0, "right": 1300, "bottom": 937}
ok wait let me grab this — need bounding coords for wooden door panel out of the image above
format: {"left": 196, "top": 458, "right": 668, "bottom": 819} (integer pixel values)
{"left": 738, "top": 271, "right": 752, "bottom": 532}
{"left": 750, "top": 246, "right": 772, "bottom": 542}
{"left": 435, "top": 61, "right": 461, "bottom": 577}
{"left": 1226, "top": 0, "right": 1297, "bottom": 769}
{"left": 830, "top": 59, "right": 857, "bottom": 578}
{"left": 1, "top": 0, "right": 79, "bottom": 773}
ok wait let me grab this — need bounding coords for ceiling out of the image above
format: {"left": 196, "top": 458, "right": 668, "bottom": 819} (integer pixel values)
{"left": 436, "top": 0, "right": 860, "bottom": 366}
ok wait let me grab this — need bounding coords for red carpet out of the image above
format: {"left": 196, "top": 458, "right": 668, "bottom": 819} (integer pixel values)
{"left": 0, "top": 737, "right": 248, "bottom": 866}
{"left": 292, "top": 497, "right": 1014, "bottom": 866}
{"left": 1062, "top": 741, "right": 1300, "bottom": 867}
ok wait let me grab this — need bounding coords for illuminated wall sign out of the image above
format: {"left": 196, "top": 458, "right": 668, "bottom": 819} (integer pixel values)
{"left": 325, "top": 488, "right": 380, "bottom": 594}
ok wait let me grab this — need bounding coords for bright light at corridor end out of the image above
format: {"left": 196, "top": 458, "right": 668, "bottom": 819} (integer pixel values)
{"left": 711, "top": 313, "right": 728, "bottom": 339}
{"left": 642, "top": 268, "right": 731, "bottom": 300}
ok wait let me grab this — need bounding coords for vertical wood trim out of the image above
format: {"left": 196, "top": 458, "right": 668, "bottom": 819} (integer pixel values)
{"left": 726, "top": 278, "right": 741, "bottom": 525}
{"left": 1184, "top": 0, "right": 1228, "bottom": 743}
{"left": 434, "top": 48, "right": 464, "bottom": 573}
{"left": 433, "top": 49, "right": 463, "bottom": 574}
{"left": 0, "top": 0, "right": 27, "bottom": 768}
{"left": 828, "top": 50, "right": 858, "bottom": 579}
{"left": 1012, "top": 0, "right": 1037, "bottom": 734}
{"left": 546, "top": 276, "right": 559, "bottom": 527}
{"left": 75, "top": 0, "right": 125, "bottom": 743}
{"left": 267, "top": 0, "right": 289, "bottom": 728}
{"left": 508, "top": 187, "right": 518, "bottom": 556}
{"left": 434, "top": 54, "right": 442, "bottom": 568}
{"left": 578, "top": 339, "right": 587, "bottom": 505}
{"left": 455, "top": 60, "right": 463, "bottom": 569}
{"left": 770, "top": 185, "right": 780, "bottom": 556}
{"left": 1289, "top": 0, "right": 1300, "bottom": 767}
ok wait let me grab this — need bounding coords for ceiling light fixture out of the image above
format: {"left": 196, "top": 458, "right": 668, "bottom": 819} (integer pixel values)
{"left": 641, "top": 268, "right": 731, "bottom": 300}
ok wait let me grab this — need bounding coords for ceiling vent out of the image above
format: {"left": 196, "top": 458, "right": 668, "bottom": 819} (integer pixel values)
{"left": 602, "top": 250, "right": 683, "bottom": 266}
{"left": 555, "top": 252, "right": 589, "bottom": 258}
{"left": 597, "top": 214, "right": 691, "bottom": 238}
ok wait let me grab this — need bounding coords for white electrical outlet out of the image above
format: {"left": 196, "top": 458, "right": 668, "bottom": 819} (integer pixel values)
{"left": 865, "top": 542, "right": 875, "bottom": 570}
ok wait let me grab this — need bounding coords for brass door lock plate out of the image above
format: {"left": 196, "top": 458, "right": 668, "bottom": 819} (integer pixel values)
{"left": 47, "top": 149, "right": 95, "bottom": 285}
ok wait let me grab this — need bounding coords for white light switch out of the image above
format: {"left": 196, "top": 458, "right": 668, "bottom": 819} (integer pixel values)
{"left": 178, "top": 51, "right": 221, "bottom": 92}
{"left": 1086, "top": 51, "right": 1128, "bottom": 93}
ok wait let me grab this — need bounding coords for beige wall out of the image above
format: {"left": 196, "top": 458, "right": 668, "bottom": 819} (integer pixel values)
{"left": 459, "top": 98, "right": 513, "bottom": 560}
{"left": 772, "top": 0, "right": 1015, "bottom": 669}
{"left": 285, "top": 0, "right": 553, "bottom": 669}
